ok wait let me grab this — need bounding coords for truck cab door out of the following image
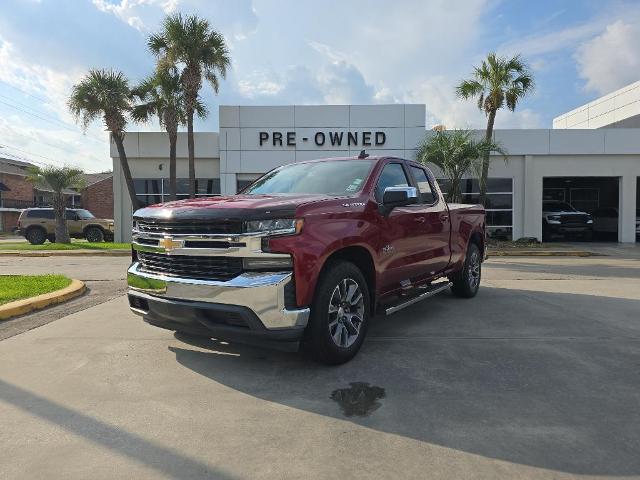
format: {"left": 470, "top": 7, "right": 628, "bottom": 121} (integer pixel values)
{"left": 407, "top": 165, "right": 451, "bottom": 277}
{"left": 374, "top": 161, "right": 430, "bottom": 295}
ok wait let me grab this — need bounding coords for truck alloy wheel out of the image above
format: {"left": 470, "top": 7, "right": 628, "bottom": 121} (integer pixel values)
{"left": 467, "top": 249, "right": 481, "bottom": 291}
{"left": 305, "top": 260, "right": 370, "bottom": 364}
{"left": 328, "top": 278, "right": 365, "bottom": 348}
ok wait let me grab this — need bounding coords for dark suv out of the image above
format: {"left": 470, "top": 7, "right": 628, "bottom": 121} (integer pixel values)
{"left": 17, "top": 208, "right": 114, "bottom": 244}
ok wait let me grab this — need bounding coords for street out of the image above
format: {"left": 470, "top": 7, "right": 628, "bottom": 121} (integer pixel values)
{"left": 0, "top": 253, "right": 639, "bottom": 479}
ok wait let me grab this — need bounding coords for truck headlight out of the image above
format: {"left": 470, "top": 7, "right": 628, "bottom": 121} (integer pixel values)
{"left": 548, "top": 215, "right": 561, "bottom": 221}
{"left": 244, "top": 218, "right": 304, "bottom": 235}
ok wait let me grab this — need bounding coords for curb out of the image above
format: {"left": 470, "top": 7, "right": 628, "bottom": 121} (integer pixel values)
{"left": 0, "top": 250, "right": 130, "bottom": 257}
{"left": 489, "top": 250, "right": 595, "bottom": 257}
{"left": 0, "top": 279, "right": 86, "bottom": 320}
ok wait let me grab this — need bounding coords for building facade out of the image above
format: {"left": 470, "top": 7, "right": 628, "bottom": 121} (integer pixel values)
{"left": 111, "top": 104, "right": 640, "bottom": 243}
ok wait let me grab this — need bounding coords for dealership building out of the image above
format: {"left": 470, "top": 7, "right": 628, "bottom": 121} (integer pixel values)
{"left": 112, "top": 83, "right": 640, "bottom": 243}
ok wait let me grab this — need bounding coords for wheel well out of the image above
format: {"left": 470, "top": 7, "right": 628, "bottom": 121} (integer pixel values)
{"left": 83, "top": 224, "right": 104, "bottom": 234}
{"left": 323, "top": 246, "right": 376, "bottom": 310}
{"left": 25, "top": 225, "right": 45, "bottom": 234}
{"left": 469, "top": 231, "right": 485, "bottom": 257}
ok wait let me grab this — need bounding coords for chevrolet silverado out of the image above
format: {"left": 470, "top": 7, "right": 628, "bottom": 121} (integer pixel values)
{"left": 127, "top": 155, "right": 486, "bottom": 364}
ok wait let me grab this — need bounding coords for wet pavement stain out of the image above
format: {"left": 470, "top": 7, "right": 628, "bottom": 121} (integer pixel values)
{"left": 330, "top": 382, "right": 386, "bottom": 417}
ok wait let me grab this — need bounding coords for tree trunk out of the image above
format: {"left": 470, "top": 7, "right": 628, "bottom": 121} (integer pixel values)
{"left": 479, "top": 109, "right": 497, "bottom": 205}
{"left": 169, "top": 130, "right": 177, "bottom": 201}
{"left": 187, "top": 110, "right": 196, "bottom": 198}
{"left": 113, "top": 133, "right": 140, "bottom": 211}
{"left": 53, "top": 192, "right": 70, "bottom": 244}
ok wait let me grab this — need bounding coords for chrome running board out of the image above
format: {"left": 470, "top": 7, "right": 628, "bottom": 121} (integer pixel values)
{"left": 385, "top": 281, "right": 453, "bottom": 315}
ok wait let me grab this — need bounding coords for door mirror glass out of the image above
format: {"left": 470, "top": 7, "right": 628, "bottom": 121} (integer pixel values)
{"left": 382, "top": 186, "right": 418, "bottom": 208}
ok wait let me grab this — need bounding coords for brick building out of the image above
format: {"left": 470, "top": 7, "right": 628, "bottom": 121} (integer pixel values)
{"left": 81, "top": 173, "right": 114, "bottom": 220}
{"left": 0, "top": 157, "right": 114, "bottom": 232}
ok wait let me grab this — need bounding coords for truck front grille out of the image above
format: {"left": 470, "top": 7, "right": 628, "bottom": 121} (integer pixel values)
{"left": 137, "top": 251, "right": 243, "bottom": 281}
{"left": 560, "top": 214, "right": 590, "bottom": 225}
{"left": 136, "top": 220, "right": 243, "bottom": 235}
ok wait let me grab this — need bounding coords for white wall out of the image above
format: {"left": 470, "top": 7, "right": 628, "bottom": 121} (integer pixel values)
{"left": 218, "top": 104, "right": 426, "bottom": 194}
{"left": 111, "top": 132, "right": 219, "bottom": 242}
{"left": 553, "top": 80, "right": 640, "bottom": 129}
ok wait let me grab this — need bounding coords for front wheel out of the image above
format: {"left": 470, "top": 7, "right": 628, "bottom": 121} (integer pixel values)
{"left": 304, "top": 261, "right": 370, "bottom": 365}
{"left": 451, "top": 243, "right": 482, "bottom": 298}
{"left": 26, "top": 228, "right": 46, "bottom": 245}
{"left": 85, "top": 226, "right": 104, "bottom": 243}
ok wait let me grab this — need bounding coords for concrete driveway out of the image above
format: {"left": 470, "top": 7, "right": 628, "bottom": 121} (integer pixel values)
{"left": 0, "top": 254, "right": 639, "bottom": 479}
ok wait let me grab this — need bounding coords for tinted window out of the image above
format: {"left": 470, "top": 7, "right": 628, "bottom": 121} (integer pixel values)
{"left": 27, "top": 210, "right": 54, "bottom": 219}
{"left": 244, "top": 160, "right": 373, "bottom": 196}
{"left": 410, "top": 166, "right": 436, "bottom": 204}
{"left": 64, "top": 211, "right": 78, "bottom": 220}
{"left": 133, "top": 179, "right": 161, "bottom": 195}
{"left": 375, "top": 163, "right": 409, "bottom": 201}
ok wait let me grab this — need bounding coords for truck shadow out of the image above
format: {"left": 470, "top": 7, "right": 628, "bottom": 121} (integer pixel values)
{"left": 169, "top": 286, "right": 640, "bottom": 477}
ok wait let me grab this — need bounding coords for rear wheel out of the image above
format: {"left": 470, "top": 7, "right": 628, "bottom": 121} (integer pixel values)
{"left": 451, "top": 243, "right": 482, "bottom": 298}
{"left": 85, "top": 226, "right": 104, "bottom": 243}
{"left": 26, "top": 228, "right": 46, "bottom": 245}
{"left": 304, "top": 260, "right": 370, "bottom": 365}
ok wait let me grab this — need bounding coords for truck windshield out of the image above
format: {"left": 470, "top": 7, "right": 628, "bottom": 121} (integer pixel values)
{"left": 243, "top": 160, "right": 373, "bottom": 196}
{"left": 75, "top": 209, "right": 95, "bottom": 219}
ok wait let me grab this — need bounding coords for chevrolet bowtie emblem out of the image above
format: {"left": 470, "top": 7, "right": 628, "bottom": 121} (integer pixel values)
{"left": 158, "top": 236, "right": 183, "bottom": 251}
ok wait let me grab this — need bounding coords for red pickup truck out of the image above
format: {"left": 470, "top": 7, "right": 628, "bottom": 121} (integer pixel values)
{"left": 128, "top": 155, "right": 486, "bottom": 364}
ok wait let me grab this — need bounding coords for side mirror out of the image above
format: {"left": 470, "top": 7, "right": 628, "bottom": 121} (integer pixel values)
{"left": 382, "top": 186, "right": 418, "bottom": 210}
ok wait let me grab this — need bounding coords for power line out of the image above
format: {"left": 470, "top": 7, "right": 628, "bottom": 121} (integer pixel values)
{"left": 0, "top": 79, "right": 51, "bottom": 104}
{"left": 0, "top": 96, "right": 106, "bottom": 144}
{"left": 0, "top": 143, "right": 82, "bottom": 168}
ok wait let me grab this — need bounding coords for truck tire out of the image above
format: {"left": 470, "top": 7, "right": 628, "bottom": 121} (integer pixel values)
{"left": 47, "top": 234, "right": 56, "bottom": 243}
{"left": 304, "top": 260, "right": 371, "bottom": 365}
{"left": 85, "top": 226, "right": 104, "bottom": 243}
{"left": 26, "top": 227, "right": 46, "bottom": 245}
{"left": 451, "top": 243, "right": 482, "bottom": 298}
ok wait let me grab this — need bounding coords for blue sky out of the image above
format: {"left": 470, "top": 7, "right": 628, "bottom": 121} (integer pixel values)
{"left": 0, "top": 0, "right": 639, "bottom": 172}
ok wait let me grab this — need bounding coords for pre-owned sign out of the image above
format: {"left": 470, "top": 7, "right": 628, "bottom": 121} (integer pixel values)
{"left": 259, "top": 131, "right": 386, "bottom": 147}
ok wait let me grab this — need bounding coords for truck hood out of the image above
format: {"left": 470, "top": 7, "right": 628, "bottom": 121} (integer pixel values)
{"left": 133, "top": 194, "right": 334, "bottom": 221}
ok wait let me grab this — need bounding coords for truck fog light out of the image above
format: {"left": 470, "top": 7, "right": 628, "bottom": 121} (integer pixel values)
{"left": 243, "top": 257, "right": 293, "bottom": 270}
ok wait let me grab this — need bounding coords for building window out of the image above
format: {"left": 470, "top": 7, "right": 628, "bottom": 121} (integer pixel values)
{"left": 437, "top": 178, "right": 514, "bottom": 240}
{"left": 133, "top": 178, "right": 220, "bottom": 206}
{"left": 236, "top": 174, "right": 262, "bottom": 193}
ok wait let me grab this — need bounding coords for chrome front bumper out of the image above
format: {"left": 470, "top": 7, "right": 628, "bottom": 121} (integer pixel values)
{"left": 127, "top": 262, "right": 310, "bottom": 330}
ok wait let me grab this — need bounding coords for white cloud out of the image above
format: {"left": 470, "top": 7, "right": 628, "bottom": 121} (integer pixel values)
{"left": 575, "top": 20, "right": 640, "bottom": 95}
{"left": 405, "top": 76, "right": 542, "bottom": 131}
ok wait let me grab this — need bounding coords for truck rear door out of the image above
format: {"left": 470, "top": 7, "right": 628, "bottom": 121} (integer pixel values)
{"left": 406, "top": 164, "right": 451, "bottom": 277}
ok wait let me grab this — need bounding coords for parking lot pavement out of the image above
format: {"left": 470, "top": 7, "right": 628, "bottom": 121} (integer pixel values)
{"left": 0, "top": 256, "right": 130, "bottom": 340}
{"left": 0, "top": 256, "right": 639, "bottom": 479}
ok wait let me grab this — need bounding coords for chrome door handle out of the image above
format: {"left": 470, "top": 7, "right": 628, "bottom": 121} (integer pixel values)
{"left": 414, "top": 217, "right": 426, "bottom": 223}
{"left": 440, "top": 214, "right": 449, "bottom": 221}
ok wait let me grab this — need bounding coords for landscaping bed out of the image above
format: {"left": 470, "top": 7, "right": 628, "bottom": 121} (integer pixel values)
{"left": 0, "top": 275, "right": 72, "bottom": 305}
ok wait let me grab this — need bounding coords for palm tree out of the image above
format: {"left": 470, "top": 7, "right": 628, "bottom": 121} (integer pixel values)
{"left": 416, "top": 130, "right": 505, "bottom": 203}
{"left": 132, "top": 70, "right": 207, "bottom": 201}
{"left": 456, "top": 53, "right": 534, "bottom": 203}
{"left": 26, "top": 166, "right": 84, "bottom": 244}
{"left": 148, "top": 13, "right": 230, "bottom": 198}
{"left": 68, "top": 69, "right": 139, "bottom": 210}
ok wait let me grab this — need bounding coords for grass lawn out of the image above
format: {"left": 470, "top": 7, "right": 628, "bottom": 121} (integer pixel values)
{"left": 0, "top": 275, "right": 72, "bottom": 305}
{"left": 0, "top": 240, "right": 130, "bottom": 251}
